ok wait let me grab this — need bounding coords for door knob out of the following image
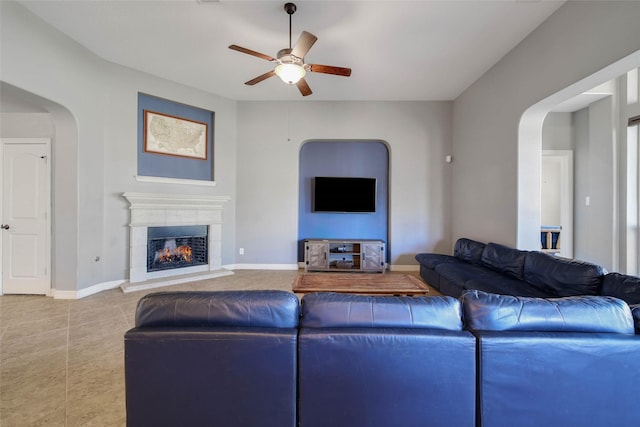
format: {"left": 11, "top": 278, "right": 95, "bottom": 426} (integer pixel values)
{"left": 1, "top": 224, "right": 9, "bottom": 230}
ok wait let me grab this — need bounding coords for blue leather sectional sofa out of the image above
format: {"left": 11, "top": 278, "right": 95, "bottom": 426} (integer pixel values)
{"left": 416, "top": 238, "right": 640, "bottom": 304}
{"left": 124, "top": 289, "right": 640, "bottom": 427}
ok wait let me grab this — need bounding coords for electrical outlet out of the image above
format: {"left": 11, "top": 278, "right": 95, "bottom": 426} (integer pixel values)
{"left": 239, "top": 248, "right": 244, "bottom": 255}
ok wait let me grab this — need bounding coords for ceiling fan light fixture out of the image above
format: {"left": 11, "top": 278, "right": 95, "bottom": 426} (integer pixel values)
{"left": 275, "top": 63, "right": 306, "bottom": 85}
{"left": 229, "top": 2, "right": 350, "bottom": 96}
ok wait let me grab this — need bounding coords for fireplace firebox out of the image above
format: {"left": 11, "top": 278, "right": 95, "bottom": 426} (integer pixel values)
{"left": 147, "top": 225, "right": 208, "bottom": 272}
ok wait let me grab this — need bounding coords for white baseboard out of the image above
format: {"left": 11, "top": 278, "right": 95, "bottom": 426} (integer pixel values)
{"left": 226, "top": 263, "right": 299, "bottom": 271}
{"left": 53, "top": 280, "right": 124, "bottom": 300}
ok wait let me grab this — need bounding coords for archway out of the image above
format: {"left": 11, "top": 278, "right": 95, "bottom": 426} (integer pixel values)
{"left": 0, "top": 82, "right": 80, "bottom": 294}
{"left": 518, "top": 50, "right": 640, "bottom": 268}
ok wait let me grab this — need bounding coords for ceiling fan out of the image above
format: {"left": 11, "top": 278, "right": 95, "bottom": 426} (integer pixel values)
{"left": 228, "top": 2, "right": 351, "bottom": 97}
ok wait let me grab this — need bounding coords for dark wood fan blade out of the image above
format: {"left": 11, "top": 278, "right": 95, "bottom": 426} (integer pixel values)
{"left": 245, "top": 70, "right": 276, "bottom": 86}
{"left": 229, "top": 45, "right": 276, "bottom": 62}
{"left": 296, "top": 78, "right": 312, "bottom": 96}
{"left": 291, "top": 31, "right": 317, "bottom": 59}
{"left": 308, "top": 64, "right": 352, "bottom": 77}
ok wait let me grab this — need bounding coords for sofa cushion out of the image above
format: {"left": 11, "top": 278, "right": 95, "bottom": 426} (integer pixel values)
{"left": 480, "top": 242, "right": 527, "bottom": 280}
{"left": 415, "top": 253, "right": 458, "bottom": 269}
{"left": 453, "top": 238, "right": 486, "bottom": 265}
{"left": 602, "top": 273, "right": 640, "bottom": 305}
{"left": 134, "top": 290, "right": 300, "bottom": 328}
{"left": 461, "top": 290, "right": 634, "bottom": 334}
{"left": 523, "top": 251, "right": 606, "bottom": 296}
{"left": 465, "top": 277, "right": 552, "bottom": 298}
{"left": 300, "top": 292, "right": 463, "bottom": 331}
{"left": 435, "top": 262, "right": 496, "bottom": 285}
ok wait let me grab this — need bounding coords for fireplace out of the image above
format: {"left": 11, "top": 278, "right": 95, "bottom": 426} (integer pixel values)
{"left": 147, "top": 226, "right": 208, "bottom": 272}
{"left": 121, "top": 192, "right": 233, "bottom": 293}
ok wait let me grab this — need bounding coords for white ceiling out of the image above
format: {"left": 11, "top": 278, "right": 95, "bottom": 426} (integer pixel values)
{"left": 16, "top": 0, "right": 564, "bottom": 101}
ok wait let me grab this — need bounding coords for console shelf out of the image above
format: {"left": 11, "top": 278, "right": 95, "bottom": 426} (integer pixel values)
{"left": 304, "top": 239, "right": 386, "bottom": 273}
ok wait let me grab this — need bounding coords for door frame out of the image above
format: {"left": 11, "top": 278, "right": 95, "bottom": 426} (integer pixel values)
{"left": 0, "top": 138, "right": 52, "bottom": 296}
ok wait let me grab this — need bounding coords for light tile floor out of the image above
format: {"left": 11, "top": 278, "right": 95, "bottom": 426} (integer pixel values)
{"left": 0, "top": 270, "right": 431, "bottom": 426}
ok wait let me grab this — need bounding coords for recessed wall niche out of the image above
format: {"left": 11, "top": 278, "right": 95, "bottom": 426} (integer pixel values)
{"left": 297, "top": 140, "right": 389, "bottom": 262}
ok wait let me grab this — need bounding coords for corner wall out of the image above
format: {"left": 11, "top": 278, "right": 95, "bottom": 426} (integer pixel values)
{"left": 1, "top": 1, "right": 238, "bottom": 293}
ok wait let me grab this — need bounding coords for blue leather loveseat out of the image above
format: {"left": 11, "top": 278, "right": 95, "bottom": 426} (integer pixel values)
{"left": 124, "top": 289, "right": 640, "bottom": 427}
{"left": 416, "top": 238, "right": 640, "bottom": 304}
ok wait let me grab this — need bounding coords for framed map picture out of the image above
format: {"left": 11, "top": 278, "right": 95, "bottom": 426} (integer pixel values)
{"left": 143, "top": 110, "right": 208, "bottom": 160}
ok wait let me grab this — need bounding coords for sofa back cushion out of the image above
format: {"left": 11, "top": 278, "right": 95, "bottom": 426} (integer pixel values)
{"left": 462, "top": 290, "right": 634, "bottom": 333}
{"left": 523, "top": 251, "right": 606, "bottom": 296}
{"left": 454, "top": 238, "right": 486, "bottom": 265}
{"left": 480, "top": 242, "right": 527, "bottom": 280}
{"left": 602, "top": 272, "right": 640, "bottom": 305}
{"left": 300, "top": 292, "right": 463, "bottom": 331}
{"left": 135, "top": 290, "right": 300, "bottom": 328}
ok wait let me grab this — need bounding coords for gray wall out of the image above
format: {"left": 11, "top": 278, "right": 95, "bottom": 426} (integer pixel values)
{"left": 542, "top": 113, "right": 573, "bottom": 151}
{"left": 453, "top": 1, "right": 640, "bottom": 255}
{"left": 573, "top": 97, "right": 616, "bottom": 271}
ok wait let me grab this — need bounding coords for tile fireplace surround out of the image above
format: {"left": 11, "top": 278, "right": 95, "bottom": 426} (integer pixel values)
{"left": 121, "top": 192, "right": 233, "bottom": 293}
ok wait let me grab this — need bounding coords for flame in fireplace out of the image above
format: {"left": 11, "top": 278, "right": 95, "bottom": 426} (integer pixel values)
{"left": 155, "top": 239, "right": 193, "bottom": 264}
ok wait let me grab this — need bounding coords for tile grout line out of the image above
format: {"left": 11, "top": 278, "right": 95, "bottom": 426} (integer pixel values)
{"left": 65, "top": 304, "right": 71, "bottom": 427}
{"left": 120, "top": 305, "right": 132, "bottom": 330}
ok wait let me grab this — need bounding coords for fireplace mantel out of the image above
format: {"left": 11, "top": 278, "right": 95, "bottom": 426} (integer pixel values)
{"left": 123, "top": 192, "right": 231, "bottom": 208}
{"left": 121, "top": 192, "right": 233, "bottom": 292}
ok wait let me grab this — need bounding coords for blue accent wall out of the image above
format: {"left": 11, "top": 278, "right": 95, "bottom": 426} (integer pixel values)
{"left": 138, "top": 93, "right": 214, "bottom": 181}
{"left": 298, "top": 140, "right": 389, "bottom": 261}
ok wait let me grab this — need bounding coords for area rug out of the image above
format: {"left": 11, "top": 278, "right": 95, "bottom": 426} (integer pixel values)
{"left": 292, "top": 273, "right": 430, "bottom": 295}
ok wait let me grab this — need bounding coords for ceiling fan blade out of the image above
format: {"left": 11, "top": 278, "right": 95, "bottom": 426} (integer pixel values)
{"left": 229, "top": 45, "right": 276, "bottom": 62}
{"left": 291, "top": 31, "right": 317, "bottom": 59}
{"left": 308, "top": 64, "right": 352, "bottom": 77}
{"left": 245, "top": 70, "right": 276, "bottom": 86}
{"left": 296, "top": 78, "right": 312, "bottom": 96}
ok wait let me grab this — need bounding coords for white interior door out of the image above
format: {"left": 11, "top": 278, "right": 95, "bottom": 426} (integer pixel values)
{"left": 1, "top": 139, "right": 51, "bottom": 295}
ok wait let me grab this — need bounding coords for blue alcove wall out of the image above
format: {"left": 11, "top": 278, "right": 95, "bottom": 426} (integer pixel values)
{"left": 298, "top": 140, "right": 389, "bottom": 262}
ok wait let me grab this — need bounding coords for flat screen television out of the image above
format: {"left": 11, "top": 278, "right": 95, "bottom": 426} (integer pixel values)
{"left": 313, "top": 177, "right": 377, "bottom": 213}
